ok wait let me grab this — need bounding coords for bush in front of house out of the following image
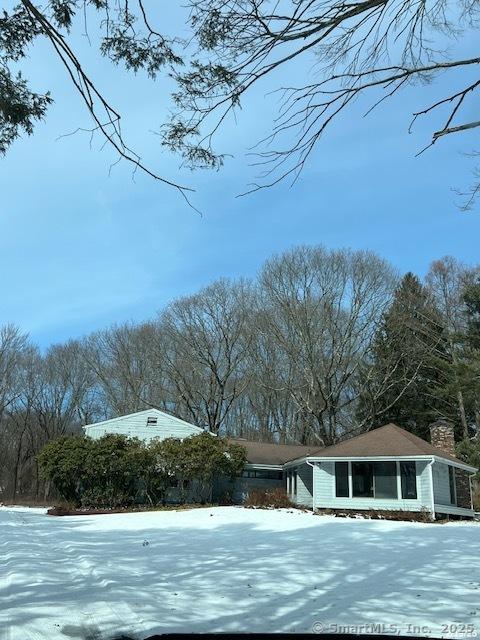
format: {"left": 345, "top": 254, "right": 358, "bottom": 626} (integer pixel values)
{"left": 38, "top": 434, "right": 153, "bottom": 508}
{"left": 37, "top": 435, "right": 93, "bottom": 506}
{"left": 315, "top": 507, "right": 432, "bottom": 522}
{"left": 38, "top": 432, "right": 246, "bottom": 509}
{"left": 244, "top": 487, "right": 293, "bottom": 509}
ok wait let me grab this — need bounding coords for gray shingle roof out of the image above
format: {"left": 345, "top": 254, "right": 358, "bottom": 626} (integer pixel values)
{"left": 300, "top": 423, "right": 470, "bottom": 466}
{"left": 228, "top": 438, "right": 319, "bottom": 466}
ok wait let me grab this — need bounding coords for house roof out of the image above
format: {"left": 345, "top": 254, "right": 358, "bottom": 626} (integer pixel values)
{"left": 228, "top": 438, "right": 320, "bottom": 466}
{"left": 83, "top": 408, "right": 205, "bottom": 434}
{"left": 299, "top": 423, "right": 473, "bottom": 467}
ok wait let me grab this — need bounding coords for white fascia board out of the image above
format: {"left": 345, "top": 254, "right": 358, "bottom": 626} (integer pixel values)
{"left": 83, "top": 408, "right": 160, "bottom": 429}
{"left": 431, "top": 455, "right": 477, "bottom": 473}
{"left": 245, "top": 463, "right": 283, "bottom": 471}
{"left": 434, "top": 503, "right": 475, "bottom": 516}
{"left": 299, "top": 454, "right": 477, "bottom": 473}
{"left": 283, "top": 457, "right": 309, "bottom": 468}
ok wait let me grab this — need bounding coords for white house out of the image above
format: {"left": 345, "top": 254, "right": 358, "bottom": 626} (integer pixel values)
{"left": 82, "top": 410, "right": 477, "bottom": 518}
{"left": 284, "top": 422, "right": 477, "bottom": 519}
{"left": 82, "top": 408, "right": 205, "bottom": 443}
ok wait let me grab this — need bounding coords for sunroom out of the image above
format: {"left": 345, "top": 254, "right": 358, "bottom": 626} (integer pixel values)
{"left": 284, "top": 422, "right": 477, "bottom": 519}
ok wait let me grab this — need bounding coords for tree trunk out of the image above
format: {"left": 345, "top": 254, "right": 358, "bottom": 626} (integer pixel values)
{"left": 457, "top": 389, "right": 469, "bottom": 440}
{"left": 11, "top": 433, "right": 24, "bottom": 502}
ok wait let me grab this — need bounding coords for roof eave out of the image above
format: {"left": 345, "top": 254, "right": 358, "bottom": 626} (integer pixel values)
{"left": 299, "top": 454, "right": 477, "bottom": 473}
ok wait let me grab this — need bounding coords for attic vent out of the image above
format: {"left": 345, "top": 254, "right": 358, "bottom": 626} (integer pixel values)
{"left": 147, "top": 417, "right": 158, "bottom": 426}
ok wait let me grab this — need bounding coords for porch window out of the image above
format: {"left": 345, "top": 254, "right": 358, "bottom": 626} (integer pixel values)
{"left": 448, "top": 466, "right": 456, "bottom": 505}
{"left": 400, "top": 462, "right": 417, "bottom": 499}
{"left": 352, "top": 462, "right": 374, "bottom": 497}
{"left": 335, "top": 462, "right": 349, "bottom": 497}
{"left": 242, "top": 469, "right": 283, "bottom": 480}
{"left": 374, "top": 462, "right": 397, "bottom": 499}
{"left": 352, "top": 462, "right": 397, "bottom": 499}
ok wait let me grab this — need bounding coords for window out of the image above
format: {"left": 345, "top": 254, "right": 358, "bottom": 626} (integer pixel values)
{"left": 257, "top": 469, "right": 283, "bottom": 480}
{"left": 293, "top": 469, "right": 297, "bottom": 496}
{"left": 146, "top": 417, "right": 158, "bottom": 425}
{"left": 351, "top": 462, "right": 398, "bottom": 499}
{"left": 241, "top": 469, "right": 283, "bottom": 480}
{"left": 335, "top": 462, "right": 349, "bottom": 497}
{"left": 448, "top": 466, "right": 456, "bottom": 505}
{"left": 352, "top": 462, "right": 374, "bottom": 498}
{"left": 373, "top": 462, "right": 397, "bottom": 499}
{"left": 400, "top": 462, "right": 417, "bottom": 499}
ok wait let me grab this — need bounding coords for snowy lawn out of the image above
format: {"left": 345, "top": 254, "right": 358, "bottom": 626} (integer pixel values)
{"left": 1, "top": 506, "right": 479, "bottom": 639}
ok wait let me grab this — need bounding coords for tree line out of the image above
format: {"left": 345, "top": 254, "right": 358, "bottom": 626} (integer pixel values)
{"left": 1, "top": 246, "right": 479, "bottom": 501}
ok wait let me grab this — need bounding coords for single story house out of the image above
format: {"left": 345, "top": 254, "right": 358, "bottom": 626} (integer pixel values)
{"left": 284, "top": 421, "right": 477, "bottom": 519}
{"left": 82, "top": 409, "right": 316, "bottom": 502}
{"left": 82, "top": 410, "right": 477, "bottom": 518}
{"left": 214, "top": 439, "right": 320, "bottom": 503}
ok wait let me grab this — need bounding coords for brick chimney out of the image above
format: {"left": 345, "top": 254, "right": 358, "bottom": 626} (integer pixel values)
{"left": 429, "top": 419, "right": 455, "bottom": 456}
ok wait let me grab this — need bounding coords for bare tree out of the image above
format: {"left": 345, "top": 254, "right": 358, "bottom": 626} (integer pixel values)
{"left": 256, "top": 246, "right": 397, "bottom": 444}
{"left": 158, "top": 279, "right": 254, "bottom": 433}
{"left": 0, "top": 1, "right": 197, "bottom": 204}
{"left": 4, "top": 346, "right": 43, "bottom": 501}
{"left": 3, "top": 2, "right": 479, "bottom": 207}
{"left": 83, "top": 322, "right": 166, "bottom": 417}
{"left": 0, "top": 325, "right": 29, "bottom": 420}
{"left": 426, "top": 256, "right": 480, "bottom": 436}
{"left": 164, "top": 0, "right": 480, "bottom": 206}
{"left": 238, "top": 322, "right": 299, "bottom": 442}
{"left": 33, "top": 341, "right": 98, "bottom": 438}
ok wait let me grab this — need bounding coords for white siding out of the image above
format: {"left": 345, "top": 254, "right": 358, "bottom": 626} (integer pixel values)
{"left": 313, "top": 460, "right": 432, "bottom": 513}
{"left": 286, "top": 463, "right": 313, "bottom": 507}
{"left": 83, "top": 409, "right": 204, "bottom": 443}
{"left": 295, "top": 463, "right": 313, "bottom": 507}
{"left": 432, "top": 462, "right": 475, "bottom": 515}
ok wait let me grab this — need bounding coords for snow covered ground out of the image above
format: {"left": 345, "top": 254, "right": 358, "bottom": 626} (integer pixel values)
{"left": 1, "top": 506, "right": 479, "bottom": 639}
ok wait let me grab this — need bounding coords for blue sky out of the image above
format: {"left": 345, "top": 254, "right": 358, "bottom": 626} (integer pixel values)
{"left": 1, "top": 5, "right": 479, "bottom": 348}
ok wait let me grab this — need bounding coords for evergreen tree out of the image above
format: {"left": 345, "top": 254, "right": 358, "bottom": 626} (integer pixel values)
{"left": 464, "top": 282, "right": 480, "bottom": 351}
{"left": 457, "top": 281, "right": 480, "bottom": 433}
{"left": 358, "top": 273, "right": 450, "bottom": 439}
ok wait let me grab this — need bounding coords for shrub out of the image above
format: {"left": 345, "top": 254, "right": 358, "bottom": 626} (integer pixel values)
{"left": 151, "top": 432, "right": 247, "bottom": 504}
{"left": 39, "top": 434, "right": 154, "bottom": 508}
{"left": 38, "top": 432, "right": 247, "bottom": 510}
{"left": 244, "top": 488, "right": 293, "bottom": 509}
{"left": 217, "top": 490, "right": 234, "bottom": 506}
{"left": 37, "top": 436, "right": 92, "bottom": 505}
{"left": 315, "top": 507, "right": 432, "bottom": 522}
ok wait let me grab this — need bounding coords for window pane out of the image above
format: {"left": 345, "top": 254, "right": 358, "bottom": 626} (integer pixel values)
{"left": 293, "top": 470, "right": 297, "bottom": 495}
{"left": 255, "top": 469, "right": 283, "bottom": 480}
{"left": 335, "top": 462, "right": 349, "bottom": 497}
{"left": 400, "top": 462, "right": 417, "bottom": 499}
{"left": 449, "top": 466, "right": 456, "bottom": 505}
{"left": 374, "top": 462, "right": 397, "bottom": 499}
{"left": 352, "top": 463, "right": 374, "bottom": 497}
